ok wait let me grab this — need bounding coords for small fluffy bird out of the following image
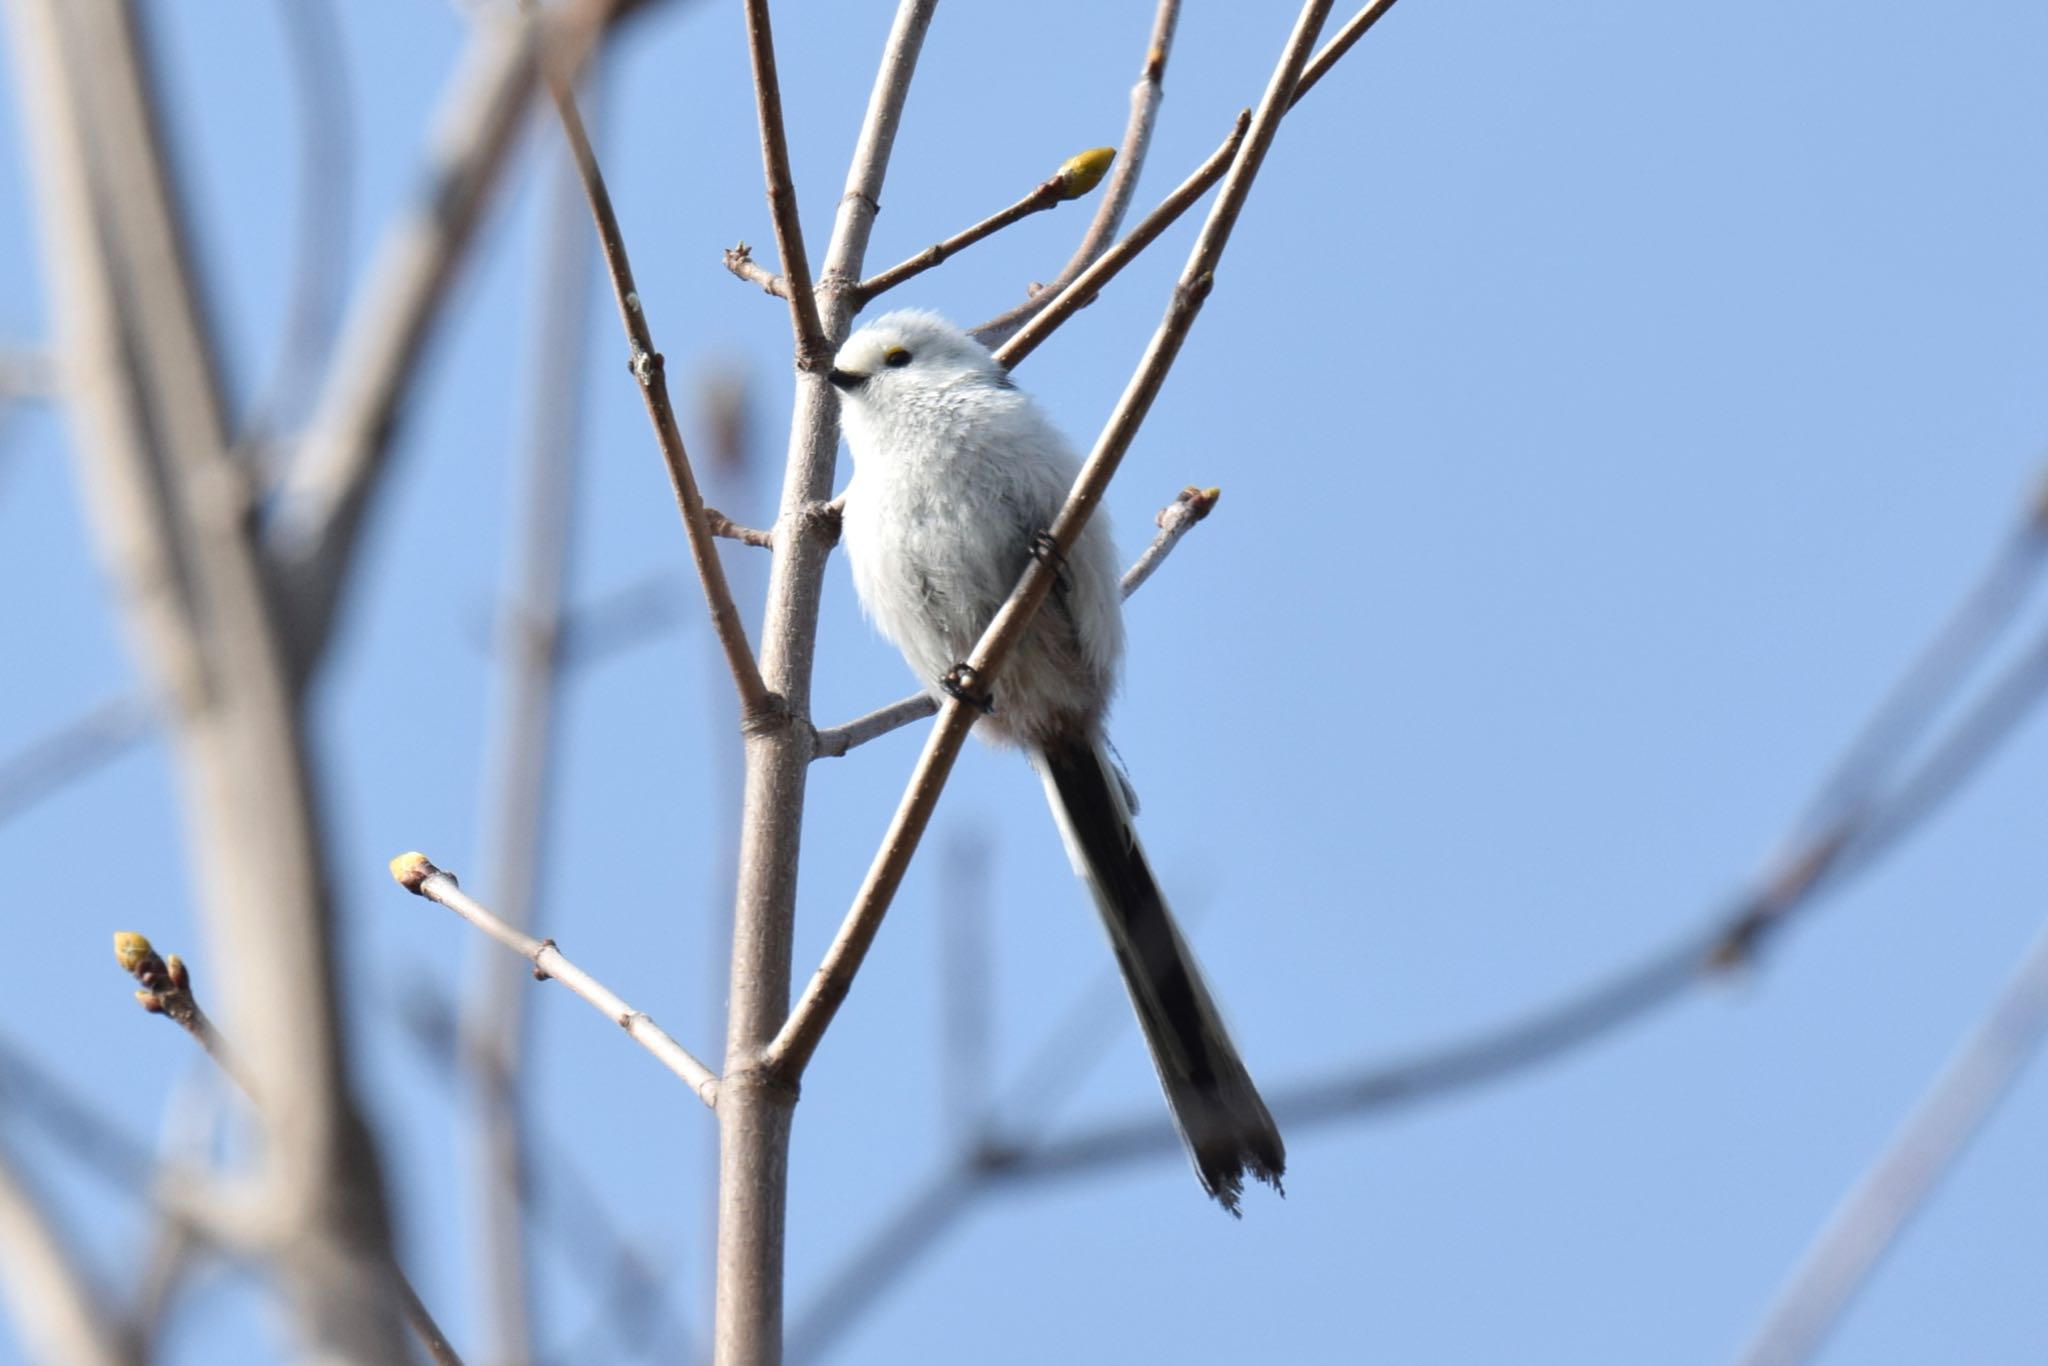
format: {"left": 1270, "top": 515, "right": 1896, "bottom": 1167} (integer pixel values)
{"left": 830, "top": 310, "right": 1284, "bottom": 1212}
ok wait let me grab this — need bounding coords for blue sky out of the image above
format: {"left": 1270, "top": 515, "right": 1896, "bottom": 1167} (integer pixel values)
{"left": 4, "top": 2, "right": 2047, "bottom": 1363}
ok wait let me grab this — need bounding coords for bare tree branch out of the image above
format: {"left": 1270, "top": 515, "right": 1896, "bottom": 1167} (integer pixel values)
{"left": 972, "top": 0, "right": 1182, "bottom": 349}
{"left": 707, "top": 506, "right": 775, "bottom": 548}
{"left": 739, "top": 0, "right": 828, "bottom": 368}
{"left": 766, "top": 0, "right": 1340, "bottom": 1082}
{"left": 109, "top": 933, "right": 464, "bottom": 1365}
{"left": 0, "top": 692, "right": 153, "bottom": 825}
{"left": 463, "top": 77, "right": 601, "bottom": 1365}
{"left": 10, "top": 0, "right": 412, "bottom": 1354}
{"left": 965, "top": 570, "right": 2048, "bottom": 1185}
{"left": 851, "top": 147, "right": 1116, "bottom": 304}
{"left": 540, "top": 42, "right": 777, "bottom": 724}
{"left": 723, "top": 241, "right": 792, "bottom": 299}
{"left": 812, "top": 485, "right": 1224, "bottom": 759}
{"left": 990, "top": 0, "right": 1407, "bottom": 366}
{"left": 266, "top": 9, "right": 547, "bottom": 682}
{"left": 1735, "top": 910, "right": 2048, "bottom": 1366}
{"left": 714, "top": 3, "right": 940, "bottom": 1361}
{"left": 241, "top": 0, "right": 353, "bottom": 452}
{"left": 811, "top": 695, "right": 938, "bottom": 761}
{"left": 0, "top": 1144, "right": 130, "bottom": 1366}
{"left": 392, "top": 854, "right": 722, "bottom": 1107}
{"left": 113, "top": 933, "right": 252, "bottom": 1097}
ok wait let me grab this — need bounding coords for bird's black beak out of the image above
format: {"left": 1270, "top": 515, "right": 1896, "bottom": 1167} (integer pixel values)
{"left": 827, "top": 367, "right": 866, "bottom": 392}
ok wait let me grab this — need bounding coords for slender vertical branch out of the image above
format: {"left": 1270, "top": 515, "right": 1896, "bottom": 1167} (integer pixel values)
{"left": 739, "top": 0, "right": 828, "bottom": 367}
{"left": 538, "top": 41, "right": 776, "bottom": 721}
{"left": 465, "top": 67, "right": 602, "bottom": 1365}
{"left": 1735, "top": 911, "right": 2048, "bottom": 1366}
{"left": 715, "top": 4, "right": 938, "bottom": 1363}
{"left": 767, "top": 0, "right": 1339, "bottom": 1080}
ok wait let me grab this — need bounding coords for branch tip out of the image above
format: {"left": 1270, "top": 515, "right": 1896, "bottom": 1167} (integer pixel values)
{"left": 389, "top": 851, "right": 439, "bottom": 894}
{"left": 112, "top": 931, "right": 153, "bottom": 971}
{"left": 1058, "top": 147, "right": 1117, "bottom": 200}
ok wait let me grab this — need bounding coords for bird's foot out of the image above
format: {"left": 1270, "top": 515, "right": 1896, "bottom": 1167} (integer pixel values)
{"left": 940, "top": 664, "right": 995, "bottom": 715}
{"left": 1028, "top": 530, "right": 1071, "bottom": 600}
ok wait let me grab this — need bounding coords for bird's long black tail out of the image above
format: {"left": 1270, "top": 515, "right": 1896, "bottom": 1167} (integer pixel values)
{"left": 1036, "top": 734, "right": 1285, "bottom": 1214}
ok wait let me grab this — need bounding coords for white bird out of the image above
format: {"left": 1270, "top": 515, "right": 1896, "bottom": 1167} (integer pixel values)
{"left": 830, "top": 309, "right": 1284, "bottom": 1213}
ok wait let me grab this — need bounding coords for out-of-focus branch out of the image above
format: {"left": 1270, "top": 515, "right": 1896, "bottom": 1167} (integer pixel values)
{"left": 0, "top": 1145, "right": 130, "bottom": 1366}
{"left": 242, "top": 0, "right": 352, "bottom": 452}
{"left": 0, "top": 347, "right": 53, "bottom": 401}
{"left": 851, "top": 148, "right": 1116, "bottom": 303}
{"left": 739, "top": 0, "right": 828, "bottom": 368}
{"left": 0, "top": 692, "right": 153, "bottom": 825}
{"left": 539, "top": 42, "right": 776, "bottom": 723}
{"left": 11, "top": 0, "right": 412, "bottom": 1355}
{"left": 393, "top": 855, "right": 722, "bottom": 1106}
{"left": 462, "top": 69, "right": 600, "bottom": 1365}
{"left": 812, "top": 485, "right": 1224, "bottom": 760}
{"left": 268, "top": 2, "right": 632, "bottom": 685}
{"left": 1735, "top": 909, "right": 2048, "bottom": 1366}
{"left": 393, "top": 980, "right": 700, "bottom": 1363}
{"left": 972, "top": 0, "right": 1181, "bottom": 349}
{"left": 767, "top": 0, "right": 1340, "bottom": 1081}
{"left": 107, "top": 933, "right": 463, "bottom": 1365}
{"left": 974, "top": 517, "right": 2048, "bottom": 1179}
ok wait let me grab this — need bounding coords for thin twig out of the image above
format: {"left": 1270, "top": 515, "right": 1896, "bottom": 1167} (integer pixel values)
{"left": 1734, "top": 911, "right": 2048, "bottom": 1366}
{"left": 767, "top": 0, "right": 1341, "bottom": 1081}
{"left": 988, "top": 0, "right": 1407, "bottom": 366}
{"left": 113, "top": 934, "right": 253, "bottom": 1098}
{"left": 853, "top": 149, "right": 1115, "bottom": 304}
{"left": 739, "top": 0, "right": 828, "bottom": 368}
{"left": 107, "top": 934, "right": 462, "bottom": 1363}
{"left": 722, "top": 242, "right": 790, "bottom": 299}
{"left": 1783, "top": 504, "right": 2048, "bottom": 856}
{"left": 1119, "top": 485, "right": 1219, "bottom": 598}
{"left": 811, "top": 695, "right": 938, "bottom": 760}
{"left": 391, "top": 854, "right": 721, "bottom": 1107}
{"left": 972, "top": 0, "right": 1181, "bottom": 349}
{"left": 538, "top": 44, "right": 777, "bottom": 724}
{"left": 990, "top": 115, "right": 1248, "bottom": 369}
{"left": 812, "top": 485, "right": 1225, "bottom": 760}
{"left": 707, "top": 506, "right": 774, "bottom": 548}
{"left": 0, "top": 692, "right": 153, "bottom": 825}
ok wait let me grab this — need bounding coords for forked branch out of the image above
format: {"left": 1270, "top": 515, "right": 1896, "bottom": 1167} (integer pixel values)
{"left": 768, "top": 0, "right": 1342, "bottom": 1080}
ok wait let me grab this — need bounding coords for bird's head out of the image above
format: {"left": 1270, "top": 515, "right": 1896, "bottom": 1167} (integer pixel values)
{"left": 828, "top": 310, "right": 1012, "bottom": 407}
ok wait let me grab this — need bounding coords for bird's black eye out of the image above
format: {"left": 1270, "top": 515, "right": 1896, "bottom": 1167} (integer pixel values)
{"left": 883, "top": 348, "right": 912, "bottom": 368}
